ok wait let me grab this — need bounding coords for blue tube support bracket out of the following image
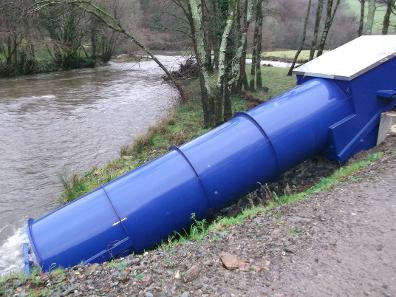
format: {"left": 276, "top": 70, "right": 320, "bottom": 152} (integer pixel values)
{"left": 25, "top": 36, "right": 396, "bottom": 272}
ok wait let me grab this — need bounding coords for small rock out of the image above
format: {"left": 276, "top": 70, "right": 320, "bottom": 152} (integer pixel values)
{"left": 145, "top": 292, "right": 154, "bottom": 297}
{"left": 284, "top": 247, "right": 295, "bottom": 254}
{"left": 220, "top": 253, "right": 239, "bottom": 270}
{"left": 180, "top": 292, "right": 190, "bottom": 297}
{"left": 174, "top": 270, "right": 181, "bottom": 279}
{"left": 220, "top": 252, "right": 250, "bottom": 271}
{"left": 183, "top": 265, "right": 200, "bottom": 283}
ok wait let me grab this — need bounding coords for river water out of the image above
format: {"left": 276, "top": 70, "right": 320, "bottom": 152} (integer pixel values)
{"left": 0, "top": 56, "right": 187, "bottom": 274}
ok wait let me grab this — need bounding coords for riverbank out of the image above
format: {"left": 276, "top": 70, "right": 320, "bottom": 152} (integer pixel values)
{"left": 0, "top": 50, "right": 303, "bottom": 79}
{"left": 0, "top": 55, "right": 97, "bottom": 79}
{"left": 1, "top": 134, "right": 394, "bottom": 296}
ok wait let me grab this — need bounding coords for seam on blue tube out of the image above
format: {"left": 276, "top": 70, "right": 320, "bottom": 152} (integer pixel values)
{"left": 234, "top": 112, "right": 282, "bottom": 177}
{"left": 101, "top": 186, "right": 134, "bottom": 250}
{"left": 170, "top": 145, "right": 214, "bottom": 214}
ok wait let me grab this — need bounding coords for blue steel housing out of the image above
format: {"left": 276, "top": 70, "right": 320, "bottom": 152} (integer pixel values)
{"left": 27, "top": 38, "right": 396, "bottom": 271}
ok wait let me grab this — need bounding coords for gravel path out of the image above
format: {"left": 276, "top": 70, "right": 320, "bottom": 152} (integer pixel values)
{"left": 2, "top": 136, "right": 395, "bottom": 297}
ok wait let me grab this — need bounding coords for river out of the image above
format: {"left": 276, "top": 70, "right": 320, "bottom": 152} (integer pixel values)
{"left": 0, "top": 56, "right": 189, "bottom": 274}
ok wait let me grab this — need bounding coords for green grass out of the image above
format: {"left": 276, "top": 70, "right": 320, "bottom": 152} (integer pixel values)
{"left": 346, "top": 0, "right": 396, "bottom": 33}
{"left": 0, "top": 267, "right": 62, "bottom": 297}
{"left": 61, "top": 66, "right": 295, "bottom": 202}
{"left": 160, "top": 151, "right": 383, "bottom": 248}
{"left": 247, "top": 50, "right": 325, "bottom": 63}
{"left": 262, "top": 50, "right": 312, "bottom": 63}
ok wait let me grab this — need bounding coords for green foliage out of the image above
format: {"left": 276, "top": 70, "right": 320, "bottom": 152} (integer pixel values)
{"left": 108, "top": 260, "right": 129, "bottom": 272}
{"left": 160, "top": 213, "right": 209, "bottom": 249}
{"left": 132, "top": 270, "right": 145, "bottom": 280}
{"left": 61, "top": 173, "right": 88, "bottom": 203}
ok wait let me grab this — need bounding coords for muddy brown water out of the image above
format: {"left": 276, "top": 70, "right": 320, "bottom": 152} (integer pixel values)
{"left": 0, "top": 56, "right": 187, "bottom": 246}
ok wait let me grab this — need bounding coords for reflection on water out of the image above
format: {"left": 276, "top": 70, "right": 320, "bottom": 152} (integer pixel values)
{"left": 0, "top": 56, "right": 185, "bottom": 247}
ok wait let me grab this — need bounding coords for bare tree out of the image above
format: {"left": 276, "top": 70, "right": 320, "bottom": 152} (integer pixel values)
{"left": 358, "top": 0, "right": 366, "bottom": 35}
{"left": 34, "top": 0, "right": 186, "bottom": 101}
{"left": 175, "top": 0, "right": 248, "bottom": 125}
{"left": 366, "top": 0, "right": 376, "bottom": 34}
{"left": 250, "top": 0, "right": 264, "bottom": 91}
{"left": 309, "top": 0, "right": 324, "bottom": 60}
{"left": 382, "top": 0, "right": 395, "bottom": 34}
{"left": 39, "top": 4, "right": 87, "bottom": 69}
{"left": 188, "top": 0, "right": 214, "bottom": 126}
{"left": 0, "top": 0, "right": 38, "bottom": 76}
{"left": 317, "top": 0, "right": 341, "bottom": 57}
{"left": 236, "top": 0, "right": 253, "bottom": 92}
{"left": 288, "top": 0, "right": 312, "bottom": 76}
{"left": 215, "top": 0, "right": 238, "bottom": 123}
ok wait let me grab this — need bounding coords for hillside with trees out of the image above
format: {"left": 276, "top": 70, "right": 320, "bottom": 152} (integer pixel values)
{"left": 0, "top": 0, "right": 395, "bottom": 78}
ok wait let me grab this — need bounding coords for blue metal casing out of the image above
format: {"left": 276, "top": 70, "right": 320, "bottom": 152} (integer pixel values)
{"left": 27, "top": 37, "right": 396, "bottom": 271}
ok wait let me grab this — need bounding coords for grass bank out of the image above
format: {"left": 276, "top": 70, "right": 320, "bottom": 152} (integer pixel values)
{"left": 262, "top": 50, "right": 311, "bottom": 63}
{"left": 62, "top": 66, "right": 295, "bottom": 202}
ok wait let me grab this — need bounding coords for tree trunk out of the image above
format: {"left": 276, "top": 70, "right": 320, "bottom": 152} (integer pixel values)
{"left": 250, "top": 36, "right": 257, "bottom": 91}
{"left": 250, "top": 0, "right": 264, "bottom": 91}
{"left": 236, "top": 0, "right": 253, "bottom": 92}
{"left": 382, "top": 0, "right": 395, "bottom": 34}
{"left": 201, "top": 0, "right": 212, "bottom": 69}
{"left": 209, "top": 0, "right": 221, "bottom": 69}
{"left": 366, "top": 0, "right": 376, "bottom": 34}
{"left": 223, "top": 68, "right": 232, "bottom": 120}
{"left": 216, "top": 0, "right": 237, "bottom": 124}
{"left": 309, "top": 0, "right": 324, "bottom": 60}
{"left": 288, "top": 0, "right": 312, "bottom": 76}
{"left": 189, "top": 0, "right": 214, "bottom": 126}
{"left": 90, "top": 20, "right": 98, "bottom": 63}
{"left": 317, "top": 0, "right": 341, "bottom": 57}
{"left": 255, "top": 0, "right": 263, "bottom": 89}
{"left": 358, "top": 0, "right": 366, "bottom": 36}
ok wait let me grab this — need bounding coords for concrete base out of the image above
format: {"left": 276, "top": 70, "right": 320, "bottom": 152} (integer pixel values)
{"left": 378, "top": 112, "right": 396, "bottom": 145}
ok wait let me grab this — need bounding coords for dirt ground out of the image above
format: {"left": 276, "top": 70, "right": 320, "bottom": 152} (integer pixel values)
{"left": 2, "top": 136, "right": 396, "bottom": 297}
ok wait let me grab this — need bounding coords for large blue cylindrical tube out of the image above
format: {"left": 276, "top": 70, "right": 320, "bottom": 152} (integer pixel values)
{"left": 28, "top": 78, "right": 352, "bottom": 271}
